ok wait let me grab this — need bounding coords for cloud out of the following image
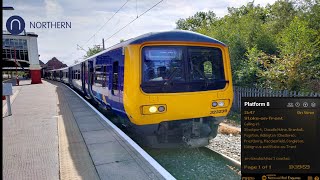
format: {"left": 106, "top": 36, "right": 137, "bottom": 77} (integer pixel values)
{"left": 45, "top": 0, "right": 63, "bottom": 18}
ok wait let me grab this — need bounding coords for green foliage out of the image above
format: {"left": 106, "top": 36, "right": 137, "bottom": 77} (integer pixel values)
{"left": 176, "top": 11, "right": 217, "bottom": 31}
{"left": 175, "top": 0, "right": 320, "bottom": 92}
{"left": 277, "top": 16, "right": 318, "bottom": 57}
{"left": 84, "top": 45, "right": 103, "bottom": 58}
{"left": 226, "top": 111, "right": 241, "bottom": 124}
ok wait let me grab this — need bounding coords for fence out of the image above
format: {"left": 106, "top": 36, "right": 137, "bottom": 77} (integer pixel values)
{"left": 232, "top": 86, "right": 320, "bottom": 112}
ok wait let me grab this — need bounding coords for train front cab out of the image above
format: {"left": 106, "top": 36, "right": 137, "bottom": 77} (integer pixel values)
{"left": 122, "top": 34, "right": 233, "bottom": 147}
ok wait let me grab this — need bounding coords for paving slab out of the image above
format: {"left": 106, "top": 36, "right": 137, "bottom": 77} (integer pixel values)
{"left": 88, "top": 141, "right": 133, "bottom": 165}
{"left": 82, "top": 129, "right": 116, "bottom": 145}
{"left": 96, "top": 160, "right": 152, "bottom": 180}
{"left": 77, "top": 120, "right": 105, "bottom": 132}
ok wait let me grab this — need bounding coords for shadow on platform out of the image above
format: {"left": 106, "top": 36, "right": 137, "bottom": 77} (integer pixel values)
{"left": 45, "top": 80, "right": 100, "bottom": 180}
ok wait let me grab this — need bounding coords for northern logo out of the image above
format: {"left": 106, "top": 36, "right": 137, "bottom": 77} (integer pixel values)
{"left": 6, "top": 15, "right": 25, "bottom": 35}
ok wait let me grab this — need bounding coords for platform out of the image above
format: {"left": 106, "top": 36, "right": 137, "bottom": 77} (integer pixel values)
{"left": 3, "top": 79, "right": 174, "bottom": 180}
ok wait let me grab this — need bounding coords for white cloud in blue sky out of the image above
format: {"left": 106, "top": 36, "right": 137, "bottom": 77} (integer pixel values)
{"left": 3, "top": 0, "right": 277, "bottom": 66}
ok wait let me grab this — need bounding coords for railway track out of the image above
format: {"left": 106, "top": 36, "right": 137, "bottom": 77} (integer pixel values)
{"left": 144, "top": 147, "right": 241, "bottom": 180}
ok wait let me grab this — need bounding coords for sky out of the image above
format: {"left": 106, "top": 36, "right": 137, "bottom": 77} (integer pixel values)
{"left": 3, "top": 0, "right": 277, "bottom": 66}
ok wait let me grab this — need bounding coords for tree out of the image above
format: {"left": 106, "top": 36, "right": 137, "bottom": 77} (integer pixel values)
{"left": 176, "top": 11, "right": 217, "bottom": 32}
{"left": 84, "top": 45, "right": 103, "bottom": 58}
{"left": 265, "top": 0, "right": 297, "bottom": 34}
{"left": 175, "top": 0, "right": 320, "bottom": 91}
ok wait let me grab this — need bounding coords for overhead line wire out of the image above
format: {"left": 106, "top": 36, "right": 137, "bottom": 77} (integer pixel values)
{"left": 64, "top": 0, "right": 130, "bottom": 60}
{"left": 104, "top": 0, "right": 164, "bottom": 41}
{"left": 81, "top": 0, "right": 131, "bottom": 47}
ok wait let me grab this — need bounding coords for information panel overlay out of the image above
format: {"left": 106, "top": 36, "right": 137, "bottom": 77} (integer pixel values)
{"left": 241, "top": 97, "right": 320, "bottom": 179}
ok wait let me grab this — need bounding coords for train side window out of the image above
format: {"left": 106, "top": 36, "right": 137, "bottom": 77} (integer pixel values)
{"left": 112, "top": 61, "right": 119, "bottom": 94}
{"left": 102, "top": 66, "right": 107, "bottom": 88}
{"left": 94, "top": 66, "right": 103, "bottom": 87}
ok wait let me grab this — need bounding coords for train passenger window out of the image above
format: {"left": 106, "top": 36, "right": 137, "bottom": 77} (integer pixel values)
{"left": 112, "top": 61, "right": 119, "bottom": 94}
{"left": 102, "top": 66, "right": 107, "bottom": 88}
{"left": 94, "top": 66, "right": 103, "bottom": 87}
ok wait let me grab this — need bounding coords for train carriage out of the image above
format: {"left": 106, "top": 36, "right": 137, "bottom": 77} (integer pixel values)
{"left": 46, "top": 30, "right": 233, "bottom": 148}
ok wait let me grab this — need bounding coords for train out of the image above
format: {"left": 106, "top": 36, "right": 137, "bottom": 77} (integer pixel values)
{"left": 44, "top": 30, "right": 234, "bottom": 148}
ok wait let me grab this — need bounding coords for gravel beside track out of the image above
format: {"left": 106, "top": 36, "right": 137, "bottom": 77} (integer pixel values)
{"left": 207, "top": 133, "right": 241, "bottom": 162}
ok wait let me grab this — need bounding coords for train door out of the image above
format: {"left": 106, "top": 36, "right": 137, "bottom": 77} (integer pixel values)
{"left": 87, "top": 60, "right": 95, "bottom": 99}
{"left": 60, "top": 71, "right": 63, "bottom": 81}
{"left": 111, "top": 61, "right": 119, "bottom": 97}
{"left": 68, "top": 67, "right": 73, "bottom": 85}
{"left": 81, "top": 62, "right": 86, "bottom": 95}
{"left": 110, "top": 60, "right": 121, "bottom": 111}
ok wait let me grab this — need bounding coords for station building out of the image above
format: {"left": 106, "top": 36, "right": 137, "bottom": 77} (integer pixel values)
{"left": 2, "top": 31, "right": 42, "bottom": 84}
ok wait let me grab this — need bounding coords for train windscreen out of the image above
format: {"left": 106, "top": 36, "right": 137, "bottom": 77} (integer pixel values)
{"left": 141, "top": 46, "right": 227, "bottom": 93}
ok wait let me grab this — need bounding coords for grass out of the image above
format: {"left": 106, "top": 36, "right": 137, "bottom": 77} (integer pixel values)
{"left": 225, "top": 110, "right": 241, "bottom": 126}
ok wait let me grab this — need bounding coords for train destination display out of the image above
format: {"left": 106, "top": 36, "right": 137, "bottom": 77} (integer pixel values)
{"left": 241, "top": 97, "right": 320, "bottom": 179}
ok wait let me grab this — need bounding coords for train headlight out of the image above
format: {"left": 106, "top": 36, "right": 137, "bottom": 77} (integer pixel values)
{"left": 158, "top": 106, "right": 165, "bottom": 112}
{"left": 218, "top": 101, "right": 225, "bottom": 107}
{"left": 149, "top": 106, "right": 157, "bottom": 113}
{"left": 212, "top": 102, "right": 218, "bottom": 107}
{"left": 142, "top": 105, "right": 167, "bottom": 115}
{"left": 212, "top": 100, "right": 229, "bottom": 108}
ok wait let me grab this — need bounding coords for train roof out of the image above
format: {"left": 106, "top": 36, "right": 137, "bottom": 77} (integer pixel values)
{"left": 84, "top": 30, "right": 226, "bottom": 60}
{"left": 62, "top": 30, "right": 227, "bottom": 69}
{"left": 128, "top": 30, "right": 226, "bottom": 46}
